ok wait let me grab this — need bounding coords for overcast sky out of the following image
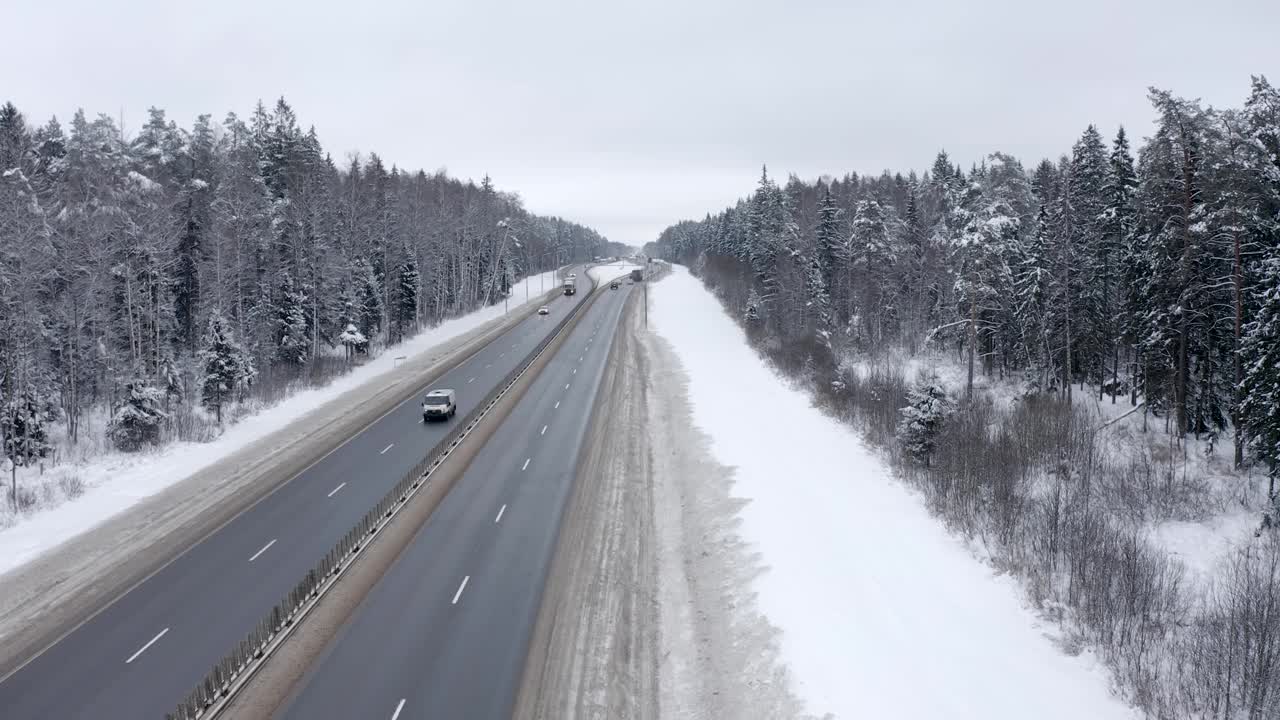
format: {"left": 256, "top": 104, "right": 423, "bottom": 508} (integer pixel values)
{"left": 4, "top": 0, "right": 1276, "bottom": 247}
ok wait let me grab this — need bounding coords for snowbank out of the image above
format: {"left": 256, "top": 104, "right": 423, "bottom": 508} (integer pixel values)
{"left": 0, "top": 270, "right": 560, "bottom": 577}
{"left": 650, "top": 265, "right": 1135, "bottom": 720}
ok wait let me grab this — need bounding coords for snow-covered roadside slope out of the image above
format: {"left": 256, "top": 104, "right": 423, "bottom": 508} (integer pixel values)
{"left": 649, "top": 265, "right": 1136, "bottom": 720}
{"left": 0, "top": 270, "right": 559, "bottom": 577}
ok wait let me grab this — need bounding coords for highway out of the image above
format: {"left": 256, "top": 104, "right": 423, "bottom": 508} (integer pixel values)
{"left": 277, "top": 279, "right": 635, "bottom": 719}
{"left": 0, "top": 276, "right": 590, "bottom": 720}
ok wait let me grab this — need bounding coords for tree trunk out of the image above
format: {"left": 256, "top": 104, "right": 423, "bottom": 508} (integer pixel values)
{"left": 966, "top": 294, "right": 976, "bottom": 398}
{"left": 1233, "top": 223, "right": 1244, "bottom": 468}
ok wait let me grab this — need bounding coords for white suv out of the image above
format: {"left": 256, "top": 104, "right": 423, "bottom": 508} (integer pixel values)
{"left": 422, "top": 389, "right": 457, "bottom": 422}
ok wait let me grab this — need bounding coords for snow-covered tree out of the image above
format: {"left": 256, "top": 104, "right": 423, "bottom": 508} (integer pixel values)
{"left": 108, "top": 378, "right": 167, "bottom": 451}
{"left": 897, "top": 380, "right": 954, "bottom": 467}
{"left": 338, "top": 323, "right": 367, "bottom": 362}
{"left": 275, "top": 271, "right": 309, "bottom": 367}
{"left": 200, "top": 310, "right": 252, "bottom": 423}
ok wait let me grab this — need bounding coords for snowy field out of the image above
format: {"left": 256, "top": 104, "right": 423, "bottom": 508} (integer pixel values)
{"left": 0, "top": 270, "right": 560, "bottom": 577}
{"left": 587, "top": 260, "right": 641, "bottom": 286}
{"left": 650, "top": 265, "right": 1135, "bottom": 719}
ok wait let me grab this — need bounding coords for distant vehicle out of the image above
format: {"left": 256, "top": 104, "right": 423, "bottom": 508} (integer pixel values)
{"left": 610, "top": 281, "right": 619, "bottom": 289}
{"left": 568, "top": 272, "right": 576, "bottom": 278}
{"left": 563, "top": 278, "right": 576, "bottom": 296}
{"left": 538, "top": 305, "right": 550, "bottom": 315}
{"left": 422, "top": 389, "right": 456, "bottom": 422}
{"left": 630, "top": 269, "right": 643, "bottom": 282}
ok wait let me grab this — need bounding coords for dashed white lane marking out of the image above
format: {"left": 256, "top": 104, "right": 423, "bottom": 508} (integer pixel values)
{"left": 564, "top": 383, "right": 570, "bottom": 390}
{"left": 495, "top": 504, "right": 507, "bottom": 523}
{"left": 126, "top": 628, "right": 169, "bottom": 664}
{"left": 541, "top": 425, "right": 547, "bottom": 435}
{"left": 555, "top": 401, "right": 560, "bottom": 409}
{"left": 452, "top": 576, "right": 470, "bottom": 605}
{"left": 391, "top": 699, "right": 406, "bottom": 720}
{"left": 380, "top": 443, "right": 394, "bottom": 454}
{"left": 500, "top": 352, "right": 505, "bottom": 358}
{"left": 249, "top": 539, "right": 277, "bottom": 562}
{"left": 573, "top": 368, "right": 577, "bottom": 375}
{"left": 486, "top": 363, "right": 491, "bottom": 369}
{"left": 468, "top": 377, "right": 475, "bottom": 384}
{"left": 327, "top": 482, "right": 346, "bottom": 497}
{"left": 522, "top": 458, "right": 531, "bottom": 471}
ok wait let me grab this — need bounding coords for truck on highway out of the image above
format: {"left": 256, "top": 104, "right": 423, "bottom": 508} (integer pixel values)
{"left": 563, "top": 277, "right": 576, "bottom": 296}
{"left": 629, "top": 268, "right": 643, "bottom": 282}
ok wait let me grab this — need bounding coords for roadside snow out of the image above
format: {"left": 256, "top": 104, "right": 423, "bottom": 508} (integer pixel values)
{"left": 650, "top": 265, "right": 1136, "bottom": 720}
{"left": 0, "top": 270, "right": 560, "bottom": 577}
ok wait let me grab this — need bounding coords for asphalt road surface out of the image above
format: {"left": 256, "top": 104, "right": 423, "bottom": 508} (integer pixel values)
{"left": 277, "top": 281, "right": 635, "bottom": 720}
{"left": 0, "top": 278, "right": 589, "bottom": 720}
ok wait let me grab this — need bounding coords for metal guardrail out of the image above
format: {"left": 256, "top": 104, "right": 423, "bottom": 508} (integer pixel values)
{"left": 165, "top": 269, "right": 600, "bottom": 720}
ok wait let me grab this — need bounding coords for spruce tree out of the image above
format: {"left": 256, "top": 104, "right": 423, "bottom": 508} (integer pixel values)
{"left": 275, "top": 271, "right": 309, "bottom": 367}
{"left": 897, "top": 380, "right": 954, "bottom": 467}
{"left": 200, "top": 310, "right": 251, "bottom": 423}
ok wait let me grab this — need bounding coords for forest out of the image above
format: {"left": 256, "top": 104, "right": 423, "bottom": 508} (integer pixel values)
{"left": 651, "top": 77, "right": 1280, "bottom": 718}
{"left": 0, "top": 98, "right": 610, "bottom": 483}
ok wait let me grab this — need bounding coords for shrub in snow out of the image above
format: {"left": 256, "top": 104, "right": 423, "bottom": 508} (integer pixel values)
{"left": 896, "top": 380, "right": 954, "bottom": 467}
{"left": 108, "top": 380, "right": 168, "bottom": 452}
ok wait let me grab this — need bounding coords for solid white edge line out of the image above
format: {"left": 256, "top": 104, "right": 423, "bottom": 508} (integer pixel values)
{"left": 380, "top": 443, "right": 394, "bottom": 454}
{"left": 452, "top": 576, "right": 470, "bottom": 605}
{"left": 522, "top": 458, "right": 530, "bottom": 471}
{"left": 248, "top": 538, "right": 277, "bottom": 562}
{"left": 125, "top": 627, "right": 169, "bottom": 664}
{"left": 495, "top": 504, "right": 507, "bottom": 523}
{"left": 327, "top": 482, "right": 346, "bottom": 497}
{"left": 391, "top": 698, "right": 406, "bottom": 720}
{"left": 541, "top": 425, "right": 547, "bottom": 435}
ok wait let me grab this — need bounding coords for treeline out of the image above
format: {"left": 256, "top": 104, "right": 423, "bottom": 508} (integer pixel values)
{"left": 651, "top": 78, "right": 1280, "bottom": 718}
{"left": 652, "top": 78, "right": 1280, "bottom": 504}
{"left": 0, "top": 98, "right": 607, "bottom": 468}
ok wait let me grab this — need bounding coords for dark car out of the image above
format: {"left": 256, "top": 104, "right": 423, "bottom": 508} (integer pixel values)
{"left": 610, "top": 281, "right": 619, "bottom": 289}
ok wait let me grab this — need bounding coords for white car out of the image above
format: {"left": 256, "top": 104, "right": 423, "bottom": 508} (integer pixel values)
{"left": 538, "top": 306, "right": 550, "bottom": 315}
{"left": 422, "top": 389, "right": 456, "bottom": 422}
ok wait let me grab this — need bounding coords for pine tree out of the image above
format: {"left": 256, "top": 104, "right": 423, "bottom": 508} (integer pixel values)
{"left": 896, "top": 380, "right": 954, "bottom": 467}
{"left": 200, "top": 310, "right": 251, "bottom": 423}
{"left": 1240, "top": 255, "right": 1280, "bottom": 513}
{"left": 815, "top": 185, "right": 843, "bottom": 297}
{"left": 1102, "top": 127, "right": 1139, "bottom": 402}
{"left": 108, "top": 378, "right": 167, "bottom": 451}
{"left": 275, "top": 271, "right": 309, "bottom": 367}
{"left": 338, "top": 323, "right": 367, "bottom": 362}
{"left": 393, "top": 257, "right": 420, "bottom": 344}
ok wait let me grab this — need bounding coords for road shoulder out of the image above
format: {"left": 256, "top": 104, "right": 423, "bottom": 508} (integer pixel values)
{"left": 515, "top": 282, "right": 813, "bottom": 719}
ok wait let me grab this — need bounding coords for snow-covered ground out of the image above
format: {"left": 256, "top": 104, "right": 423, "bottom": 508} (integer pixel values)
{"left": 843, "top": 343, "right": 1268, "bottom": 590}
{"left": 0, "top": 270, "right": 560, "bottom": 577}
{"left": 650, "top": 265, "right": 1135, "bottom": 720}
{"left": 587, "top": 260, "right": 641, "bottom": 286}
